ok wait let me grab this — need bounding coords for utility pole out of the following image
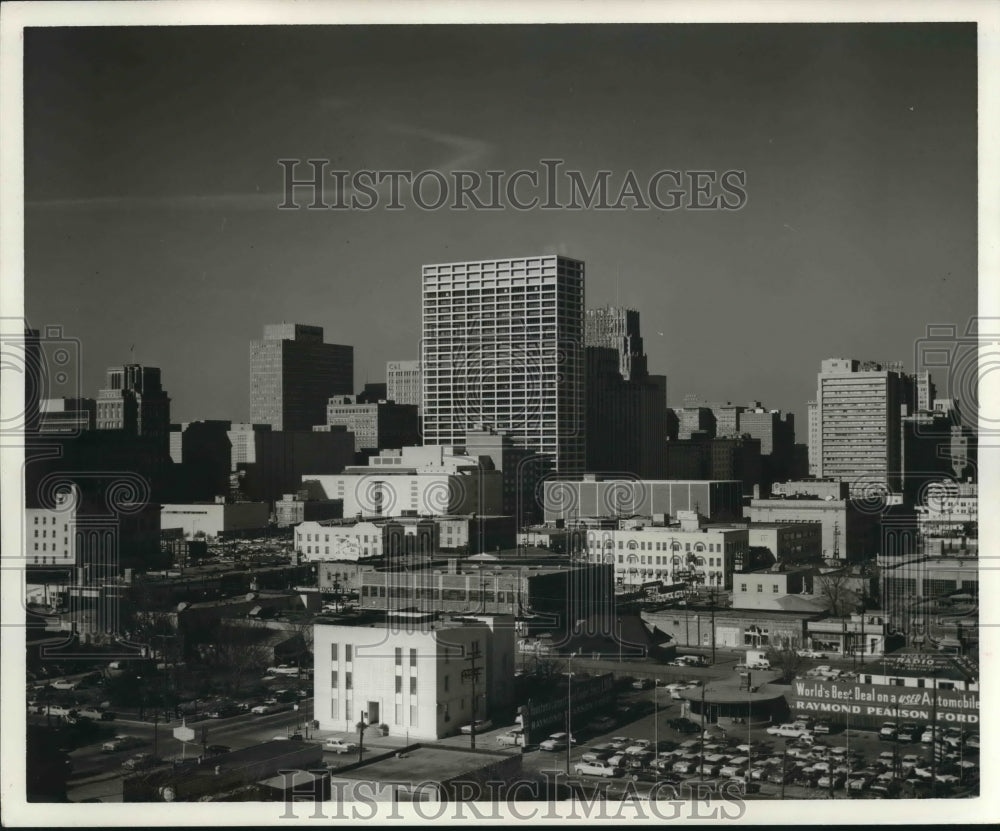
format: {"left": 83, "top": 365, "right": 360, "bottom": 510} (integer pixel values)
{"left": 357, "top": 710, "right": 368, "bottom": 763}
{"left": 461, "top": 642, "right": 484, "bottom": 751}
{"left": 781, "top": 740, "right": 787, "bottom": 799}
{"left": 929, "top": 669, "right": 938, "bottom": 797}
{"left": 565, "top": 650, "right": 578, "bottom": 774}
{"left": 699, "top": 683, "right": 706, "bottom": 780}
{"left": 710, "top": 583, "right": 717, "bottom": 665}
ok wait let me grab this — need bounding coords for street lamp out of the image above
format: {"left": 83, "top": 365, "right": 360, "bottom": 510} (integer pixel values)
{"left": 566, "top": 650, "right": 579, "bottom": 774}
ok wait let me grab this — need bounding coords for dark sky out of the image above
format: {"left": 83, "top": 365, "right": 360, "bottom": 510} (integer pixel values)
{"left": 24, "top": 23, "right": 977, "bottom": 430}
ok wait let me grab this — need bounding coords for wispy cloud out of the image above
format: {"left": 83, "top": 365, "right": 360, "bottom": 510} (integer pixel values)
{"left": 26, "top": 122, "right": 493, "bottom": 211}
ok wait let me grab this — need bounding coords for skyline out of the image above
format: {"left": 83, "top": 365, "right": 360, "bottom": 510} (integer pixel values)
{"left": 23, "top": 23, "right": 977, "bottom": 427}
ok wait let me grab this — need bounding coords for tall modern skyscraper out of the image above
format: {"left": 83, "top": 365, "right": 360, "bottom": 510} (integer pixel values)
{"left": 815, "top": 358, "right": 907, "bottom": 497}
{"left": 96, "top": 364, "right": 171, "bottom": 449}
{"left": 249, "top": 324, "right": 353, "bottom": 431}
{"left": 421, "top": 255, "right": 585, "bottom": 474}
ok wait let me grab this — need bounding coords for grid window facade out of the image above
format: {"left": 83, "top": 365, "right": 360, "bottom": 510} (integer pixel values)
{"left": 421, "top": 256, "right": 585, "bottom": 474}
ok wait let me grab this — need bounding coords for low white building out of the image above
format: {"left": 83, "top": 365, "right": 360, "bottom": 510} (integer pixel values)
{"left": 580, "top": 512, "right": 746, "bottom": 590}
{"left": 313, "top": 613, "right": 515, "bottom": 741}
{"left": 305, "top": 445, "right": 502, "bottom": 518}
{"left": 160, "top": 498, "right": 270, "bottom": 539}
{"left": 296, "top": 520, "right": 387, "bottom": 561}
{"left": 26, "top": 486, "right": 78, "bottom": 568}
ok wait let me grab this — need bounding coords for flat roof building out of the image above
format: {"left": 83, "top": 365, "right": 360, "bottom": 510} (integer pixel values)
{"left": 421, "top": 255, "right": 586, "bottom": 474}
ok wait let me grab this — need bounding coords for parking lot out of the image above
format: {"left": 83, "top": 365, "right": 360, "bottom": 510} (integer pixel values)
{"left": 503, "top": 684, "right": 980, "bottom": 801}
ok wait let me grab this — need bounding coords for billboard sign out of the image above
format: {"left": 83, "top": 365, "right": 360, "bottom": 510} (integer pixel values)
{"left": 790, "top": 679, "right": 979, "bottom": 727}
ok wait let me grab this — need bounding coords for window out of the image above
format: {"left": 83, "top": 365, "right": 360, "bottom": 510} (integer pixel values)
{"left": 410, "top": 648, "right": 417, "bottom": 667}
{"left": 772, "top": 585, "right": 779, "bottom": 593}
{"left": 410, "top": 676, "right": 417, "bottom": 695}
{"left": 740, "top": 584, "right": 747, "bottom": 592}
{"left": 395, "top": 676, "right": 402, "bottom": 693}
{"left": 444, "top": 675, "right": 450, "bottom": 692}
{"left": 331, "top": 643, "right": 338, "bottom": 661}
{"left": 395, "top": 647, "right": 402, "bottom": 666}
{"left": 345, "top": 672, "right": 352, "bottom": 690}
{"left": 331, "top": 670, "right": 338, "bottom": 687}
{"left": 346, "top": 644, "right": 353, "bottom": 662}
{"left": 757, "top": 584, "right": 763, "bottom": 592}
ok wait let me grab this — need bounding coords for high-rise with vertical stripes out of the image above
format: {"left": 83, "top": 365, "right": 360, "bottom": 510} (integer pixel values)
{"left": 421, "top": 255, "right": 585, "bottom": 474}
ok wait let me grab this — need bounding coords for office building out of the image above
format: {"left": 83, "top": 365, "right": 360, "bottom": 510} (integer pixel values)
{"left": 249, "top": 324, "right": 353, "bottom": 431}
{"left": 324, "top": 395, "right": 419, "bottom": 454}
{"left": 386, "top": 360, "right": 422, "bottom": 412}
{"left": 744, "top": 494, "right": 881, "bottom": 562}
{"left": 807, "top": 401, "right": 819, "bottom": 477}
{"left": 584, "top": 324, "right": 667, "bottom": 478}
{"left": 313, "top": 614, "right": 516, "bottom": 739}
{"left": 233, "top": 427, "right": 356, "bottom": 507}
{"left": 160, "top": 497, "right": 270, "bottom": 540}
{"left": 740, "top": 405, "right": 795, "bottom": 485}
{"left": 26, "top": 486, "right": 78, "bottom": 569}
{"left": 664, "top": 435, "right": 764, "bottom": 497}
{"left": 305, "top": 445, "right": 503, "bottom": 518}
{"left": 579, "top": 513, "right": 746, "bottom": 590}
{"left": 584, "top": 305, "right": 648, "bottom": 381}
{"left": 356, "top": 554, "right": 614, "bottom": 639}
{"left": 275, "top": 484, "right": 344, "bottom": 528}
{"left": 465, "top": 424, "right": 546, "bottom": 521}
{"left": 38, "top": 398, "right": 96, "bottom": 435}
{"left": 542, "top": 476, "right": 743, "bottom": 523}
{"left": 814, "top": 358, "right": 909, "bottom": 497}
{"left": 96, "top": 364, "right": 171, "bottom": 451}
{"left": 673, "top": 405, "right": 716, "bottom": 440}
{"left": 421, "top": 255, "right": 585, "bottom": 474}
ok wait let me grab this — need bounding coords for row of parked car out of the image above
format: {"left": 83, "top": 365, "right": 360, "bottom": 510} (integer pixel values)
{"left": 571, "top": 733, "right": 764, "bottom": 790}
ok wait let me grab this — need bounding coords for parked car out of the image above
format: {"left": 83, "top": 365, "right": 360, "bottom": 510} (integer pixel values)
{"left": 266, "top": 665, "right": 300, "bottom": 676}
{"left": 121, "top": 753, "right": 158, "bottom": 771}
{"left": 870, "top": 780, "right": 902, "bottom": 798}
{"left": 204, "top": 745, "right": 231, "bottom": 756}
{"left": 207, "top": 703, "right": 240, "bottom": 719}
{"left": 966, "top": 733, "right": 980, "bottom": 750}
{"left": 625, "top": 739, "right": 653, "bottom": 755}
{"left": 608, "top": 736, "right": 633, "bottom": 750}
{"left": 797, "top": 649, "right": 829, "bottom": 659}
{"left": 460, "top": 719, "right": 493, "bottom": 735}
{"left": 878, "top": 722, "right": 898, "bottom": 741}
{"left": 812, "top": 721, "right": 831, "bottom": 735}
{"left": 574, "top": 759, "right": 622, "bottom": 778}
{"left": 719, "top": 757, "right": 749, "bottom": 778}
{"left": 250, "top": 704, "right": 275, "bottom": 715}
{"left": 496, "top": 730, "right": 525, "bottom": 748}
{"left": 591, "top": 715, "right": 617, "bottom": 732}
{"left": 50, "top": 679, "right": 79, "bottom": 691}
{"left": 102, "top": 735, "right": 144, "bottom": 753}
{"left": 323, "top": 738, "right": 357, "bottom": 754}
{"left": 271, "top": 732, "right": 304, "bottom": 741}
{"left": 897, "top": 722, "right": 922, "bottom": 743}
{"left": 667, "top": 718, "right": 700, "bottom": 734}
{"left": 766, "top": 723, "right": 811, "bottom": 739}
{"left": 539, "top": 732, "right": 575, "bottom": 751}
{"left": 631, "top": 678, "right": 654, "bottom": 690}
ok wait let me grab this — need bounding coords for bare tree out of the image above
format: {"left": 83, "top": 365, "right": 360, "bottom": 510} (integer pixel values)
{"left": 201, "top": 621, "right": 272, "bottom": 696}
{"left": 816, "top": 571, "right": 860, "bottom": 617}
{"left": 764, "top": 637, "right": 807, "bottom": 683}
